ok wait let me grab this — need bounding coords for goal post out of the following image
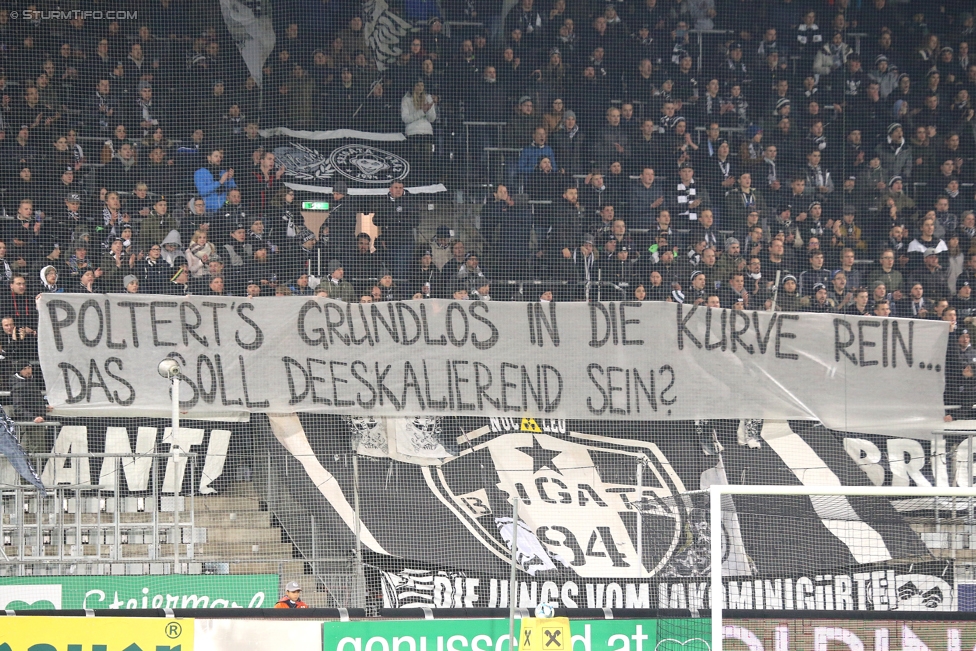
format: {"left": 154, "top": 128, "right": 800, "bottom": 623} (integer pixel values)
{"left": 708, "top": 484, "right": 976, "bottom": 651}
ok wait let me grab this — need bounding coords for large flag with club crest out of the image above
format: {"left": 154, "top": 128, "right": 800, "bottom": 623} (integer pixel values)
{"left": 259, "top": 128, "right": 447, "bottom": 195}
{"left": 263, "top": 414, "right": 956, "bottom": 612}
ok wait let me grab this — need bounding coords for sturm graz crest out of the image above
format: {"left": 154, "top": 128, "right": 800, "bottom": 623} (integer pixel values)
{"left": 331, "top": 144, "right": 409, "bottom": 183}
{"left": 273, "top": 142, "right": 410, "bottom": 185}
{"left": 422, "top": 418, "right": 695, "bottom": 579}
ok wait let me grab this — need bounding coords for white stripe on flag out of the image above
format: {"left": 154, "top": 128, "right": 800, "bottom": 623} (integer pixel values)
{"left": 259, "top": 128, "right": 407, "bottom": 142}
{"left": 761, "top": 420, "right": 893, "bottom": 564}
{"left": 285, "top": 182, "right": 448, "bottom": 195}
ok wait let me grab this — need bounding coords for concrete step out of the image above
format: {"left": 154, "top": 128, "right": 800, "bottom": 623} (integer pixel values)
{"left": 204, "top": 527, "right": 281, "bottom": 544}
{"left": 910, "top": 522, "right": 976, "bottom": 533}
{"left": 228, "top": 561, "right": 305, "bottom": 576}
{"left": 931, "top": 548, "right": 976, "bottom": 560}
{"left": 194, "top": 496, "right": 264, "bottom": 512}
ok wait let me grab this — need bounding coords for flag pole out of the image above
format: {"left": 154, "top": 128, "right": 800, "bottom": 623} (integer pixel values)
{"left": 508, "top": 496, "right": 519, "bottom": 651}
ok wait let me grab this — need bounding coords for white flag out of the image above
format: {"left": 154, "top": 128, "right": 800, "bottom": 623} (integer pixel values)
{"left": 363, "top": 0, "right": 413, "bottom": 71}
{"left": 219, "top": 0, "right": 276, "bottom": 87}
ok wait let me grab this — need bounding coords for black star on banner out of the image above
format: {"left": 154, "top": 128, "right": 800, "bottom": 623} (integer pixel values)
{"left": 517, "top": 436, "right": 563, "bottom": 475}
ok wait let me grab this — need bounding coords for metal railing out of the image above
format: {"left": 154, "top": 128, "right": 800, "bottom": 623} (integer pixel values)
{"left": 1, "top": 452, "right": 195, "bottom": 571}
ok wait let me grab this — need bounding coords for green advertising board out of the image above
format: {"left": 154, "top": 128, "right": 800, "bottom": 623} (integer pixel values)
{"left": 326, "top": 618, "right": 976, "bottom": 651}
{"left": 0, "top": 574, "right": 279, "bottom": 609}
{"left": 323, "top": 618, "right": 711, "bottom": 651}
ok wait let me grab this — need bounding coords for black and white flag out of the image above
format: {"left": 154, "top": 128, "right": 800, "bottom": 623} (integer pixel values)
{"left": 267, "top": 415, "right": 934, "bottom": 609}
{"left": 363, "top": 0, "right": 414, "bottom": 72}
{"left": 259, "top": 130, "right": 447, "bottom": 195}
{"left": 219, "top": 0, "right": 276, "bottom": 88}
{"left": 0, "top": 406, "right": 46, "bottom": 496}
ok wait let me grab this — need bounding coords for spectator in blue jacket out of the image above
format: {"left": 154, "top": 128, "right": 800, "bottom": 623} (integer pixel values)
{"left": 194, "top": 148, "right": 237, "bottom": 212}
{"left": 518, "top": 127, "right": 556, "bottom": 175}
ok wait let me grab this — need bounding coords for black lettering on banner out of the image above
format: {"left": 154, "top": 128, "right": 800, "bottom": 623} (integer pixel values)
{"left": 659, "top": 365, "right": 677, "bottom": 406}
{"left": 77, "top": 299, "right": 103, "bottom": 347}
{"left": 118, "top": 301, "right": 148, "bottom": 348}
{"left": 752, "top": 311, "right": 777, "bottom": 355}
{"left": 730, "top": 309, "right": 753, "bottom": 355}
{"left": 330, "top": 361, "right": 355, "bottom": 407}
{"left": 675, "top": 304, "right": 702, "bottom": 350}
{"left": 834, "top": 319, "right": 857, "bottom": 365}
{"left": 633, "top": 368, "right": 658, "bottom": 412}
{"left": 775, "top": 314, "right": 799, "bottom": 360}
{"left": 180, "top": 301, "right": 208, "bottom": 347}
{"left": 542, "top": 365, "right": 563, "bottom": 412}
{"left": 214, "top": 353, "right": 243, "bottom": 407}
{"left": 527, "top": 303, "right": 536, "bottom": 345}
{"left": 240, "top": 355, "right": 268, "bottom": 408}
{"left": 445, "top": 359, "right": 454, "bottom": 409}
{"left": 402, "top": 361, "right": 426, "bottom": 410}
{"left": 608, "top": 303, "right": 619, "bottom": 345}
{"left": 422, "top": 359, "right": 448, "bottom": 410}
{"left": 104, "top": 300, "right": 126, "bottom": 349}
{"left": 370, "top": 303, "right": 399, "bottom": 343}
{"left": 704, "top": 308, "right": 727, "bottom": 351}
{"left": 891, "top": 320, "right": 913, "bottom": 368}
{"left": 619, "top": 302, "right": 642, "bottom": 346}
{"left": 235, "top": 302, "right": 264, "bottom": 350}
{"left": 150, "top": 301, "right": 178, "bottom": 347}
{"left": 298, "top": 301, "right": 327, "bottom": 348}
{"left": 589, "top": 303, "right": 611, "bottom": 348}
{"left": 473, "top": 361, "right": 499, "bottom": 410}
{"left": 350, "top": 360, "right": 377, "bottom": 408}
{"left": 59, "top": 362, "right": 86, "bottom": 403}
{"left": 858, "top": 320, "right": 881, "bottom": 367}
{"left": 522, "top": 365, "right": 544, "bottom": 412}
{"left": 86, "top": 358, "right": 112, "bottom": 403}
{"left": 197, "top": 355, "right": 218, "bottom": 404}
{"left": 396, "top": 302, "right": 421, "bottom": 345}
{"left": 375, "top": 363, "right": 402, "bottom": 410}
{"left": 307, "top": 358, "right": 332, "bottom": 405}
{"left": 103, "top": 357, "right": 135, "bottom": 406}
{"left": 176, "top": 365, "right": 199, "bottom": 410}
{"left": 47, "top": 299, "right": 75, "bottom": 352}
{"left": 536, "top": 301, "right": 560, "bottom": 347}
{"left": 201, "top": 301, "right": 227, "bottom": 346}
{"left": 283, "top": 356, "right": 309, "bottom": 404}
{"left": 346, "top": 302, "right": 374, "bottom": 346}
{"left": 446, "top": 303, "right": 469, "bottom": 347}
{"left": 587, "top": 364, "right": 607, "bottom": 415}
{"left": 325, "top": 302, "right": 349, "bottom": 346}
{"left": 469, "top": 302, "right": 499, "bottom": 350}
{"left": 500, "top": 362, "right": 522, "bottom": 413}
{"left": 420, "top": 303, "right": 447, "bottom": 346}
{"left": 452, "top": 360, "right": 474, "bottom": 411}
{"left": 882, "top": 320, "right": 889, "bottom": 367}
{"left": 607, "top": 366, "right": 626, "bottom": 416}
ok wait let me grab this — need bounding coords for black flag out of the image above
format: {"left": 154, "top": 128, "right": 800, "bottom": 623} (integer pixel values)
{"left": 0, "top": 405, "right": 46, "bottom": 496}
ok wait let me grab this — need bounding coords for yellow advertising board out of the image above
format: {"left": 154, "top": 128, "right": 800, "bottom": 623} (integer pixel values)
{"left": 0, "top": 616, "right": 193, "bottom": 651}
{"left": 518, "top": 617, "right": 571, "bottom": 651}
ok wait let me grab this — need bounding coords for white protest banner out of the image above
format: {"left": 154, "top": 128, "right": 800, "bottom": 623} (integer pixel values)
{"left": 36, "top": 295, "right": 948, "bottom": 435}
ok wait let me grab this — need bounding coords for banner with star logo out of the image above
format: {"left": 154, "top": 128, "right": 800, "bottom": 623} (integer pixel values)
{"left": 265, "top": 414, "right": 944, "bottom": 611}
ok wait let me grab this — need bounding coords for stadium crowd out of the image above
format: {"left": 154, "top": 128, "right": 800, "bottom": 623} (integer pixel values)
{"left": 2, "top": 0, "right": 976, "bottom": 410}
